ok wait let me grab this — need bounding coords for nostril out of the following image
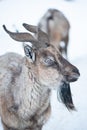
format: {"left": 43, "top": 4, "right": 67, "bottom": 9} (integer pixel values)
{"left": 72, "top": 68, "right": 80, "bottom": 76}
{"left": 65, "top": 68, "right": 80, "bottom": 82}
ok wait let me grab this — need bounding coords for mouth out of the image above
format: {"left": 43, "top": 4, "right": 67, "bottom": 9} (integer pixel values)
{"left": 57, "top": 81, "right": 76, "bottom": 111}
{"left": 66, "top": 72, "right": 80, "bottom": 82}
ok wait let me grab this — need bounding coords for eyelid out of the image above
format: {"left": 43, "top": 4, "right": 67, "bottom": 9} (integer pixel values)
{"left": 46, "top": 56, "right": 54, "bottom": 62}
{"left": 47, "top": 56, "right": 55, "bottom": 61}
{"left": 44, "top": 56, "right": 55, "bottom": 65}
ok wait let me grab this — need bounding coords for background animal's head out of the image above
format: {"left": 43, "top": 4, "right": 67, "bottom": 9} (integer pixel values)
{"left": 38, "top": 8, "right": 70, "bottom": 41}
{"left": 3, "top": 24, "right": 80, "bottom": 110}
{"left": 38, "top": 8, "right": 70, "bottom": 56}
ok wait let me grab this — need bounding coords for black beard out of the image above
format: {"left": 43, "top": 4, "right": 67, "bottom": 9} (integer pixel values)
{"left": 57, "top": 82, "right": 76, "bottom": 111}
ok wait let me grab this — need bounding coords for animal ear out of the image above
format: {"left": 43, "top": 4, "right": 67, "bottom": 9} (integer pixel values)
{"left": 23, "top": 23, "right": 50, "bottom": 47}
{"left": 23, "top": 43, "right": 35, "bottom": 62}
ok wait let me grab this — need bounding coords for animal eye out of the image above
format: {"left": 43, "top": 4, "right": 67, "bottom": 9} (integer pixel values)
{"left": 48, "top": 15, "right": 53, "bottom": 20}
{"left": 44, "top": 56, "right": 55, "bottom": 66}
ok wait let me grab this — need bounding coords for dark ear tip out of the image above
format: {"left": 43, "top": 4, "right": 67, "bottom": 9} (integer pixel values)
{"left": 3, "top": 25, "right": 8, "bottom": 33}
{"left": 22, "top": 23, "right": 29, "bottom": 30}
{"left": 22, "top": 23, "right": 29, "bottom": 28}
{"left": 3, "top": 25, "right": 6, "bottom": 30}
{"left": 22, "top": 23, "right": 26, "bottom": 27}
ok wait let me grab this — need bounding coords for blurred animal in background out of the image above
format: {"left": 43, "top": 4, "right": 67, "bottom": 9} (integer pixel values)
{"left": 38, "top": 8, "right": 70, "bottom": 58}
{"left": 0, "top": 24, "right": 80, "bottom": 130}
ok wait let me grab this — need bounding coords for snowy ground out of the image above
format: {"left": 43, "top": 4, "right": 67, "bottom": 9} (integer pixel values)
{"left": 0, "top": 0, "right": 87, "bottom": 130}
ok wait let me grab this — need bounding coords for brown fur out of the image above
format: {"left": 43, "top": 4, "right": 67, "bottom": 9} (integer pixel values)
{"left": 0, "top": 25, "right": 80, "bottom": 130}
{"left": 38, "top": 8, "right": 70, "bottom": 57}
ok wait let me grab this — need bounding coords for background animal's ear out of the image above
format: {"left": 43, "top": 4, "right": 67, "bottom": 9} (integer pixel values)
{"left": 23, "top": 43, "right": 35, "bottom": 62}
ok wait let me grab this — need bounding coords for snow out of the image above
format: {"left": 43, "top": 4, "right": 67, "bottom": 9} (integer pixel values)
{"left": 0, "top": 0, "right": 87, "bottom": 130}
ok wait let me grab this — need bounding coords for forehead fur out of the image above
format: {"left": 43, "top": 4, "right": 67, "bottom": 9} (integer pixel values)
{"left": 39, "top": 45, "right": 61, "bottom": 56}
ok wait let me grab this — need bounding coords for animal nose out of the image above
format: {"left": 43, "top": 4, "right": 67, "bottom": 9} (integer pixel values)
{"left": 64, "top": 67, "right": 80, "bottom": 82}
{"left": 72, "top": 68, "right": 80, "bottom": 75}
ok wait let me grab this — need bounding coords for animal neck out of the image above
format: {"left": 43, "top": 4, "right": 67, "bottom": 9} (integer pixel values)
{"left": 15, "top": 58, "right": 51, "bottom": 119}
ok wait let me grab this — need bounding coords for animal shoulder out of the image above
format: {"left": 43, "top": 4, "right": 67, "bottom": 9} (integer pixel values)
{"left": 0, "top": 52, "right": 23, "bottom": 70}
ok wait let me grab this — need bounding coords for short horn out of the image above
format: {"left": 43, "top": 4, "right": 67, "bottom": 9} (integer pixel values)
{"left": 37, "top": 27, "right": 50, "bottom": 47}
{"left": 23, "top": 23, "right": 37, "bottom": 33}
{"left": 23, "top": 23, "right": 50, "bottom": 48}
{"left": 3, "top": 25, "right": 37, "bottom": 43}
